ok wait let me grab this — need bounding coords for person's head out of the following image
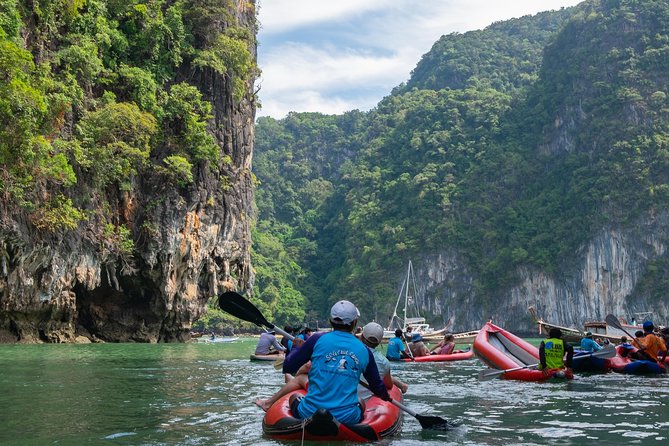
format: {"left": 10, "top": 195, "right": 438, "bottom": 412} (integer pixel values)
{"left": 412, "top": 333, "right": 423, "bottom": 343}
{"left": 394, "top": 328, "right": 403, "bottom": 338}
{"left": 268, "top": 330, "right": 276, "bottom": 336}
{"left": 549, "top": 328, "right": 562, "bottom": 339}
{"left": 643, "top": 321, "right": 654, "bottom": 332}
{"left": 620, "top": 336, "right": 628, "bottom": 343}
{"left": 329, "top": 300, "right": 360, "bottom": 331}
{"left": 362, "top": 322, "right": 384, "bottom": 348}
{"left": 635, "top": 330, "right": 644, "bottom": 338}
{"left": 585, "top": 331, "right": 593, "bottom": 338}
{"left": 283, "top": 325, "right": 293, "bottom": 334}
{"left": 444, "top": 333, "right": 454, "bottom": 342}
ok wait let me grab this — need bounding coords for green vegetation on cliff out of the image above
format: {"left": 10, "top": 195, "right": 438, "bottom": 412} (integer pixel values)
{"left": 253, "top": 0, "right": 669, "bottom": 326}
{"left": 0, "top": 0, "right": 257, "bottom": 243}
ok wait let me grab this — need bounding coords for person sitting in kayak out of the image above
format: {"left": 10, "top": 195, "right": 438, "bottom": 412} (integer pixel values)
{"left": 617, "top": 336, "right": 635, "bottom": 357}
{"left": 255, "top": 330, "right": 286, "bottom": 356}
{"left": 430, "top": 333, "right": 456, "bottom": 355}
{"left": 359, "top": 322, "right": 408, "bottom": 396}
{"left": 282, "top": 300, "right": 391, "bottom": 424}
{"left": 409, "top": 333, "right": 430, "bottom": 357}
{"left": 386, "top": 328, "right": 410, "bottom": 361}
{"left": 634, "top": 321, "right": 667, "bottom": 363}
{"left": 579, "top": 332, "right": 602, "bottom": 352}
{"left": 254, "top": 322, "right": 408, "bottom": 413}
{"left": 539, "top": 328, "right": 574, "bottom": 377}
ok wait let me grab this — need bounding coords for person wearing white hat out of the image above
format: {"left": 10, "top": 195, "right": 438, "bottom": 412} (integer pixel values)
{"left": 359, "top": 322, "right": 408, "bottom": 399}
{"left": 283, "top": 300, "right": 391, "bottom": 424}
{"left": 255, "top": 329, "right": 287, "bottom": 356}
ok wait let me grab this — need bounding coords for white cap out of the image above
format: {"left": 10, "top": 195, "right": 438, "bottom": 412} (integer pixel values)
{"left": 330, "top": 300, "right": 360, "bottom": 324}
{"left": 362, "top": 322, "right": 384, "bottom": 345}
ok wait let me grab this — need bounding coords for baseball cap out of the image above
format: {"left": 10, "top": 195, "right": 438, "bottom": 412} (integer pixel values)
{"left": 412, "top": 333, "right": 423, "bottom": 342}
{"left": 362, "top": 322, "right": 384, "bottom": 345}
{"left": 643, "top": 320, "right": 654, "bottom": 331}
{"left": 330, "top": 300, "right": 360, "bottom": 324}
{"left": 585, "top": 331, "right": 593, "bottom": 337}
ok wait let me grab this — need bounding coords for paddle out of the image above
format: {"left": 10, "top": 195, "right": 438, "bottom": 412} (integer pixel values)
{"left": 218, "top": 291, "right": 453, "bottom": 431}
{"left": 478, "top": 346, "right": 617, "bottom": 381}
{"left": 605, "top": 314, "right": 641, "bottom": 345}
{"left": 606, "top": 314, "right": 667, "bottom": 364}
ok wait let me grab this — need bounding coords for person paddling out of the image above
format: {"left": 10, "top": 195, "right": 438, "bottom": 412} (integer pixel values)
{"left": 386, "top": 328, "right": 410, "bottom": 361}
{"left": 255, "top": 330, "right": 286, "bottom": 356}
{"left": 539, "top": 328, "right": 574, "bottom": 378}
{"left": 409, "top": 333, "right": 430, "bottom": 357}
{"left": 634, "top": 321, "right": 667, "bottom": 364}
{"left": 282, "top": 300, "right": 391, "bottom": 424}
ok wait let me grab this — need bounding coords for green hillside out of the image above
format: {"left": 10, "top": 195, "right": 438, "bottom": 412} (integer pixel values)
{"left": 254, "top": 0, "right": 669, "bottom": 326}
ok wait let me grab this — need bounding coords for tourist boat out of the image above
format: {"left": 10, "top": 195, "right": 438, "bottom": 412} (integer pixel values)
{"left": 250, "top": 353, "right": 284, "bottom": 361}
{"left": 196, "top": 336, "right": 239, "bottom": 343}
{"left": 262, "top": 386, "right": 403, "bottom": 441}
{"left": 528, "top": 307, "right": 661, "bottom": 343}
{"left": 527, "top": 306, "right": 584, "bottom": 343}
{"left": 473, "top": 321, "right": 572, "bottom": 381}
{"left": 384, "top": 260, "right": 448, "bottom": 339}
{"left": 583, "top": 313, "right": 657, "bottom": 342}
{"left": 401, "top": 349, "right": 474, "bottom": 362}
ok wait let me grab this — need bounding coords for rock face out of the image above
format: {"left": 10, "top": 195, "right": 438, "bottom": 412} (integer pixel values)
{"left": 0, "top": 3, "right": 257, "bottom": 343}
{"left": 417, "top": 212, "right": 669, "bottom": 333}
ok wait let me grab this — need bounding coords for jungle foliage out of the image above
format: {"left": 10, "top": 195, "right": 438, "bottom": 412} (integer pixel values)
{"left": 253, "top": 0, "right": 669, "bottom": 325}
{"left": 0, "top": 0, "right": 256, "bottom": 240}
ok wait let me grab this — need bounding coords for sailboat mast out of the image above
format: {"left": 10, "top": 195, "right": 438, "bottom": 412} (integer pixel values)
{"left": 403, "top": 260, "right": 412, "bottom": 330}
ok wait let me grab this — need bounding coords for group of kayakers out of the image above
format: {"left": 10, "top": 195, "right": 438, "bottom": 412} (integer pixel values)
{"left": 540, "top": 320, "right": 669, "bottom": 377}
{"left": 251, "top": 301, "right": 668, "bottom": 429}
{"left": 386, "top": 328, "right": 465, "bottom": 360}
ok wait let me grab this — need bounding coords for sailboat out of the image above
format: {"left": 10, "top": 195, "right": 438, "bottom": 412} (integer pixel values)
{"left": 384, "top": 260, "right": 448, "bottom": 339}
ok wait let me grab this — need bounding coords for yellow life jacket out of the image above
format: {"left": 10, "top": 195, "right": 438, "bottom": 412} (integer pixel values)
{"left": 543, "top": 337, "right": 565, "bottom": 369}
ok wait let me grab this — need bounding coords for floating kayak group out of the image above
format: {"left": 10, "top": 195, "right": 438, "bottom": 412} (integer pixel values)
{"left": 219, "top": 292, "right": 666, "bottom": 442}
{"left": 474, "top": 321, "right": 668, "bottom": 381}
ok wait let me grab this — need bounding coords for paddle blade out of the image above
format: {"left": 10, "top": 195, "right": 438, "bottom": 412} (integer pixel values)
{"left": 605, "top": 314, "right": 622, "bottom": 330}
{"left": 415, "top": 414, "right": 454, "bottom": 431}
{"left": 478, "top": 368, "right": 505, "bottom": 381}
{"left": 218, "top": 291, "right": 273, "bottom": 329}
{"left": 592, "top": 346, "right": 617, "bottom": 359}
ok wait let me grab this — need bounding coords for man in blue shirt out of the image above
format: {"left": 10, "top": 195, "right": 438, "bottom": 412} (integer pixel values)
{"left": 386, "top": 328, "right": 408, "bottom": 361}
{"left": 283, "top": 300, "right": 391, "bottom": 424}
{"left": 580, "top": 331, "right": 602, "bottom": 352}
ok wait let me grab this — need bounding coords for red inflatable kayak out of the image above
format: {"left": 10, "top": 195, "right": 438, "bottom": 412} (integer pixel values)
{"left": 262, "top": 385, "right": 403, "bottom": 442}
{"left": 474, "top": 321, "right": 572, "bottom": 381}
{"left": 402, "top": 350, "right": 474, "bottom": 362}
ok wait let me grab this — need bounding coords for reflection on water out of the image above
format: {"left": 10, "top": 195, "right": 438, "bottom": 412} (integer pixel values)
{"left": 0, "top": 339, "right": 667, "bottom": 445}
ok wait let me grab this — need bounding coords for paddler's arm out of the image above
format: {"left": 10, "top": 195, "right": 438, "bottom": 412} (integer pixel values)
{"left": 564, "top": 343, "right": 574, "bottom": 368}
{"left": 282, "top": 332, "right": 322, "bottom": 375}
{"left": 362, "top": 349, "right": 391, "bottom": 401}
{"left": 539, "top": 341, "right": 547, "bottom": 369}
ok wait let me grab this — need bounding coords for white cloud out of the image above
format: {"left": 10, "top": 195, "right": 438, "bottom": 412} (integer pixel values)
{"left": 257, "top": 0, "right": 389, "bottom": 33}
{"left": 256, "top": 0, "right": 584, "bottom": 119}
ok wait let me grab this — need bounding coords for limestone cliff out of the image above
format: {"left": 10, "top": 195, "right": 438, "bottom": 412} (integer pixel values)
{"left": 0, "top": 1, "right": 257, "bottom": 343}
{"left": 417, "top": 211, "right": 669, "bottom": 333}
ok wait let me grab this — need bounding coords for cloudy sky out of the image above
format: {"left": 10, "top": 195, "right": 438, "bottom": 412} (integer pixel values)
{"left": 256, "top": 0, "right": 584, "bottom": 119}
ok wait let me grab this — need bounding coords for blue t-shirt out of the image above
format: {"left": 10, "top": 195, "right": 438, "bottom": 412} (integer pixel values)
{"left": 386, "top": 337, "right": 405, "bottom": 360}
{"left": 283, "top": 330, "right": 390, "bottom": 424}
{"left": 580, "top": 337, "right": 602, "bottom": 352}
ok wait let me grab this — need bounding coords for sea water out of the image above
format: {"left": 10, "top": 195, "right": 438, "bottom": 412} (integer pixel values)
{"left": 0, "top": 338, "right": 667, "bottom": 445}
